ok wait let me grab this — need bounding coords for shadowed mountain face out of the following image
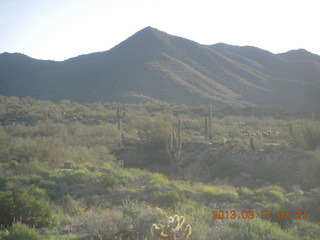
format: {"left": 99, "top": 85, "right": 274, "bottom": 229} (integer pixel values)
{"left": 1, "top": 26, "right": 320, "bottom": 112}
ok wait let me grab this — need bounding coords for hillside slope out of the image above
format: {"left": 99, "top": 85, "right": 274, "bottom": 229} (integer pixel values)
{"left": 0, "top": 26, "right": 320, "bottom": 112}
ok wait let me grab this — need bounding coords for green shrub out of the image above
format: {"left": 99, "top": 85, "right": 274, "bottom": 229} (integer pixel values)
{"left": 298, "top": 152, "right": 320, "bottom": 189}
{"left": 303, "top": 122, "right": 320, "bottom": 150}
{"left": 297, "top": 188, "right": 320, "bottom": 222}
{"left": 199, "top": 185, "right": 239, "bottom": 203}
{"left": 58, "top": 195, "right": 85, "bottom": 215}
{"left": 239, "top": 186, "right": 255, "bottom": 199}
{"left": 99, "top": 173, "right": 120, "bottom": 188}
{"left": 227, "top": 218, "right": 297, "bottom": 240}
{"left": 73, "top": 208, "right": 132, "bottom": 240}
{"left": 254, "top": 156, "right": 289, "bottom": 185}
{"left": 173, "top": 200, "right": 210, "bottom": 240}
{"left": 286, "top": 122, "right": 306, "bottom": 148}
{"left": 260, "top": 186, "right": 286, "bottom": 204}
{"left": 291, "top": 220, "right": 320, "bottom": 240}
{"left": 5, "top": 222, "right": 43, "bottom": 240}
{"left": 151, "top": 191, "right": 185, "bottom": 209}
{"left": 0, "top": 231, "right": 8, "bottom": 240}
{"left": 286, "top": 121, "right": 320, "bottom": 150}
{"left": 121, "top": 200, "right": 167, "bottom": 237}
{"left": 95, "top": 173, "right": 120, "bottom": 194}
{"left": 137, "top": 118, "right": 172, "bottom": 148}
{"left": 0, "top": 190, "right": 54, "bottom": 228}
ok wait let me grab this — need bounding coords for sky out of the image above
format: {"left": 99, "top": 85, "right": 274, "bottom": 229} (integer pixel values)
{"left": 1, "top": 0, "right": 319, "bottom": 61}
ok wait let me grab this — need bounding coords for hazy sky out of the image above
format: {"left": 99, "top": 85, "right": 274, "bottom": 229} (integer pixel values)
{"left": 1, "top": 0, "right": 319, "bottom": 61}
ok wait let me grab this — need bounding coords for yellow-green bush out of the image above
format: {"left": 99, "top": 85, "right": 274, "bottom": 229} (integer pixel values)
{"left": 151, "top": 191, "right": 186, "bottom": 209}
{"left": 198, "top": 184, "right": 239, "bottom": 203}
{"left": 4, "top": 222, "right": 44, "bottom": 240}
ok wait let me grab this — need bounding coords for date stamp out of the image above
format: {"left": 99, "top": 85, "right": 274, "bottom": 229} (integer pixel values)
{"left": 212, "top": 210, "right": 306, "bottom": 220}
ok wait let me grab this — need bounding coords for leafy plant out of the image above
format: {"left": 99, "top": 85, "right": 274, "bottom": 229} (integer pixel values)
{"left": 0, "top": 189, "right": 54, "bottom": 228}
{"left": 4, "top": 222, "right": 43, "bottom": 240}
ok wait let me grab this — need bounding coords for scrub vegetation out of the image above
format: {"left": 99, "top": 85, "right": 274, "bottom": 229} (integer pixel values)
{"left": 0, "top": 95, "right": 319, "bottom": 240}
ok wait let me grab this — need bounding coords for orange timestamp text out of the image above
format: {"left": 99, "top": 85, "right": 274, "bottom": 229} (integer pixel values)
{"left": 212, "top": 210, "right": 306, "bottom": 220}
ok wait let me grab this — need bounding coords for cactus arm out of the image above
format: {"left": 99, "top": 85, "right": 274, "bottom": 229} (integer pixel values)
{"left": 152, "top": 216, "right": 191, "bottom": 240}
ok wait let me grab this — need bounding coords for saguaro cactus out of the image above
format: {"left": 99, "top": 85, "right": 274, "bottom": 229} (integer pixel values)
{"left": 205, "top": 106, "right": 213, "bottom": 141}
{"left": 208, "top": 106, "right": 213, "bottom": 140}
{"left": 205, "top": 116, "right": 208, "bottom": 141}
{"left": 250, "top": 136, "right": 255, "bottom": 151}
{"left": 152, "top": 215, "right": 192, "bottom": 240}
{"left": 166, "top": 119, "right": 182, "bottom": 171}
{"left": 116, "top": 104, "right": 126, "bottom": 132}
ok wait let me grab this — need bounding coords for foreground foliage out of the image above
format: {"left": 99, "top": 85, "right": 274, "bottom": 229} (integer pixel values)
{"left": 0, "top": 96, "right": 319, "bottom": 239}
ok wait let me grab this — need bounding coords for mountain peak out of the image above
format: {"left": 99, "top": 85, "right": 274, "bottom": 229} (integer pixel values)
{"left": 278, "top": 48, "right": 320, "bottom": 62}
{"left": 140, "top": 26, "right": 158, "bottom": 32}
{"left": 111, "top": 26, "right": 172, "bottom": 54}
{"left": 133, "top": 26, "right": 169, "bottom": 40}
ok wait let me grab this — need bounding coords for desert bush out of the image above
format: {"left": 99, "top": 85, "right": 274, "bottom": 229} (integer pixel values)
{"left": 56, "top": 169, "right": 93, "bottom": 185}
{"left": 137, "top": 118, "right": 172, "bottom": 148}
{"left": 58, "top": 195, "right": 86, "bottom": 216}
{"left": 297, "top": 188, "right": 320, "bottom": 222}
{"left": 0, "top": 231, "right": 7, "bottom": 240}
{"left": 286, "top": 122, "right": 305, "bottom": 148}
{"left": 67, "top": 123, "right": 119, "bottom": 147}
{"left": 286, "top": 121, "right": 320, "bottom": 150}
{"left": 0, "top": 189, "right": 54, "bottom": 228}
{"left": 253, "top": 156, "right": 290, "bottom": 185}
{"left": 238, "top": 186, "right": 255, "bottom": 199}
{"left": 151, "top": 191, "right": 185, "bottom": 209}
{"left": 303, "top": 122, "right": 320, "bottom": 150}
{"left": 298, "top": 151, "right": 320, "bottom": 189}
{"left": 0, "top": 126, "right": 9, "bottom": 156}
{"left": 95, "top": 172, "right": 120, "bottom": 194}
{"left": 24, "top": 185, "right": 48, "bottom": 201}
{"left": 290, "top": 220, "right": 320, "bottom": 240}
{"left": 198, "top": 185, "right": 239, "bottom": 203}
{"left": 172, "top": 200, "right": 209, "bottom": 240}
{"left": 226, "top": 218, "right": 297, "bottom": 240}
{"left": 63, "top": 146, "right": 116, "bottom": 166}
{"left": 121, "top": 200, "right": 167, "bottom": 238}
{"left": 259, "top": 186, "right": 286, "bottom": 204}
{"left": 8, "top": 136, "right": 65, "bottom": 166}
{"left": 33, "top": 120, "right": 67, "bottom": 137}
{"left": 73, "top": 208, "right": 133, "bottom": 240}
{"left": 4, "top": 222, "right": 43, "bottom": 240}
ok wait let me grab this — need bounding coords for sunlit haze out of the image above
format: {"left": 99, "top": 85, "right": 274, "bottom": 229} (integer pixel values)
{"left": 1, "top": 0, "right": 319, "bottom": 61}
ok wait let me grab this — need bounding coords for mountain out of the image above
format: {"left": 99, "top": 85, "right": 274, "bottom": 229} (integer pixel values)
{"left": 1, "top": 26, "right": 320, "bottom": 112}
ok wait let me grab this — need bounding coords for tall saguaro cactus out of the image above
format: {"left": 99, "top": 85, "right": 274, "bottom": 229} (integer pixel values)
{"left": 208, "top": 106, "right": 213, "bottom": 140}
{"left": 166, "top": 119, "right": 182, "bottom": 171}
{"left": 116, "top": 104, "right": 126, "bottom": 132}
{"left": 205, "top": 116, "right": 208, "bottom": 141}
{"left": 205, "top": 106, "right": 213, "bottom": 141}
{"left": 152, "top": 215, "right": 192, "bottom": 240}
{"left": 250, "top": 136, "right": 255, "bottom": 151}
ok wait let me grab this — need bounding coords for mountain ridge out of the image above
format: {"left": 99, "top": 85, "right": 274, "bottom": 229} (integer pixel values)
{"left": 1, "top": 26, "right": 320, "bottom": 112}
